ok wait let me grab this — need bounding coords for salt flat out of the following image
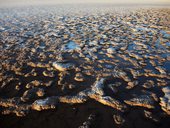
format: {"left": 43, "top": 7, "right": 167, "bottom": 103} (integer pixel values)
{"left": 0, "top": 4, "right": 170, "bottom": 128}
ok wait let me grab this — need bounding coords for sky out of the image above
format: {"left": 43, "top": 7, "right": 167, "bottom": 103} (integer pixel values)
{"left": 0, "top": 0, "right": 170, "bottom": 7}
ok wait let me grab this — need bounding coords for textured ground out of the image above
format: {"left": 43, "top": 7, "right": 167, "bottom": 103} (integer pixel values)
{"left": 0, "top": 4, "right": 170, "bottom": 128}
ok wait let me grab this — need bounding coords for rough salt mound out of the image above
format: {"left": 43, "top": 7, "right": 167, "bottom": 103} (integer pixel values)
{"left": 124, "top": 95, "right": 155, "bottom": 109}
{"left": 52, "top": 62, "right": 75, "bottom": 71}
{"left": 160, "top": 87, "right": 170, "bottom": 115}
{"left": 32, "top": 97, "right": 58, "bottom": 111}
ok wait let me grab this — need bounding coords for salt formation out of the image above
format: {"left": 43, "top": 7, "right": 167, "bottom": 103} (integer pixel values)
{"left": 160, "top": 87, "right": 170, "bottom": 115}
{"left": 52, "top": 61, "right": 75, "bottom": 71}
{"left": 32, "top": 97, "right": 58, "bottom": 111}
{"left": 124, "top": 95, "right": 155, "bottom": 109}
